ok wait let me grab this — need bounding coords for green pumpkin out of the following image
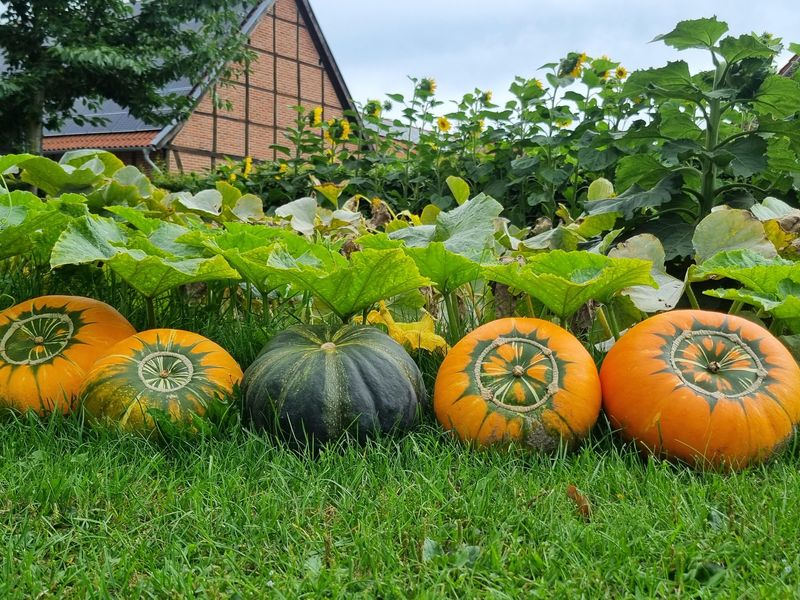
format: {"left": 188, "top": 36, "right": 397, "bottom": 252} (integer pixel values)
{"left": 243, "top": 324, "right": 425, "bottom": 444}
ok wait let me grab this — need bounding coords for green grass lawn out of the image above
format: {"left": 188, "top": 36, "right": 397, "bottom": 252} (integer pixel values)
{"left": 2, "top": 414, "right": 800, "bottom": 599}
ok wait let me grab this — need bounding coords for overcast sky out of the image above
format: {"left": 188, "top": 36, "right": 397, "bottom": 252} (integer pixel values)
{"left": 311, "top": 1, "right": 799, "bottom": 108}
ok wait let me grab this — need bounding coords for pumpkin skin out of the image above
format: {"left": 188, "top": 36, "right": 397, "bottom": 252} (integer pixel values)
{"left": 434, "top": 318, "right": 601, "bottom": 451}
{"left": 600, "top": 310, "right": 800, "bottom": 470}
{"left": 79, "top": 329, "right": 242, "bottom": 434}
{"left": 243, "top": 324, "right": 425, "bottom": 445}
{"left": 0, "top": 295, "right": 136, "bottom": 415}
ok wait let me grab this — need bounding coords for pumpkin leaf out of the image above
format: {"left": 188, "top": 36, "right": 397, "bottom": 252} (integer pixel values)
{"left": 691, "top": 249, "right": 795, "bottom": 287}
{"left": 231, "top": 194, "right": 265, "bottom": 223}
{"left": 445, "top": 176, "right": 470, "bottom": 205}
{"left": 170, "top": 190, "right": 223, "bottom": 218}
{"left": 104, "top": 253, "right": 240, "bottom": 299}
{"left": 692, "top": 208, "right": 778, "bottom": 263}
{"left": 693, "top": 249, "right": 800, "bottom": 332}
{"left": 0, "top": 153, "right": 35, "bottom": 174}
{"left": 705, "top": 285, "right": 800, "bottom": 333}
{"left": 389, "top": 193, "right": 503, "bottom": 259}
{"left": 609, "top": 234, "right": 684, "bottom": 312}
{"left": 274, "top": 196, "right": 317, "bottom": 236}
{"left": 484, "top": 250, "right": 655, "bottom": 319}
{"left": 0, "top": 191, "right": 69, "bottom": 260}
{"left": 60, "top": 149, "right": 125, "bottom": 177}
{"left": 262, "top": 248, "right": 430, "bottom": 320}
{"left": 194, "top": 224, "right": 345, "bottom": 293}
{"left": 434, "top": 193, "right": 503, "bottom": 258}
{"left": 18, "top": 155, "right": 105, "bottom": 196}
{"left": 50, "top": 214, "right": 128, "bottom": 267}
{"left": 404, "top": 242, "right": 482, "bottom": 294}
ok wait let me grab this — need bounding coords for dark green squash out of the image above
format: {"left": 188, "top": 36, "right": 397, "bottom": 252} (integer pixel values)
{"left": 243, "top": 324, "right": 425, "bottom": 445}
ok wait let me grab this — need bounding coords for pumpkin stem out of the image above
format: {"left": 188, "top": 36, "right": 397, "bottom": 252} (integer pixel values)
{"left": 159, "top": 369, "right": 170, "bottom": 378}
{"left": 33, "top": 336, "right": 45, "bottom": 345}
{"left": 512, "top": 365, "right": 525, "bottom": 378}
{"left": 707, "top": 361, "right": 721, "bottom": 374}
{"left": 320, "top": 342, "right": 337, "bottom": 351}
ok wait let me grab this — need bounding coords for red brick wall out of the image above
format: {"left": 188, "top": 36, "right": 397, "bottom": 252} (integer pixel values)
{"left": 168, "top": 0, "right": 349, "bottom": 173}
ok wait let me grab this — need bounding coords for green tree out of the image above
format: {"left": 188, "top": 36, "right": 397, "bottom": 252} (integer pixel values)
{"left": 0, "top": 0, "right": 259, "bottom": 154}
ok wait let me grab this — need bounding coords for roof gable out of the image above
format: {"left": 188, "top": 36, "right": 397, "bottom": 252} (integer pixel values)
{"left": 33, "top": 0, "right": 355, "bottom": 150}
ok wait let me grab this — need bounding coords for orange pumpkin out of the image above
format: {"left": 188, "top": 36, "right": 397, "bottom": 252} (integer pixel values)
{"left": 434, "top": 318, "right": 601, "bottom": 451}
{"left": 0, "top": 295, "right": 135, "bottom": 414}
{"left": 600, "top": 310, "right": 800, "bottom": 470}
{"left": 79, "top": 329, "right": 243, "bottom": 434}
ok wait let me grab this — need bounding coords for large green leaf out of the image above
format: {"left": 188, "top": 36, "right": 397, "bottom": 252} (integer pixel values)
{"left": 718, "top": 34, "right": 776, "bottom": 63}
{"left": 695, "top": 250, "right": 800, "bottom": 332}
{"left": 105, "top": 253, "right": 240, "bottom": 298}
{"left": 652, "top": 17, "right": 728, "bottom": 50}
{"left": 692, "top": 208, "right": 777, "bottom": 263}
{"left": 404, "top": 242, "right": 482, "bottom": 294}
{"left": 389, "top": 193, "right": 503, "bottom": 259}
{"left": 723, "top": 134, "right": 768, "bottom": 177}
{"left": 691, "top": 249, "right": 796, "bottom": 288}
{"left": 445, "top": 176, "right": 470, "bottom": 205}
{"left": 196, "top": 224, "right": 345, "bottom": 293}
{"left": 753, "top": 76, "right": 800, "bottom": 119}
{"left": 432, "top": 193, "right": 504, "bottom": 258}
{"left": 0, "top": 191, "right": 61, "bottom": 260}
{"left": 609, "top": 234, "right": 684, "bottom": 312}
{"left": 262, "top": 248, "right": 430, "bottom": 320}
{"left": 274, "top": 196, "right": 317, "bottom": 235}
{"left": 484, "top": 250, "right": 655, "bottom": 319}
{"left": 60, "top": 150, "right": 125, "bottom": 177}
{"left": 623, "top": 61, "right": 703, "bottom": 103}
{"left": 18, "top": 156, "right": 105, "bottom": 196}
{"left": 638, "top": 214, "right": 696, "bottom": 260}
{"left": 0, "top": 154, "right": 35, "bottom": 174}
{"left": 585, "top": 173, "right": 681, "bottom": 220}
{"left": 169, "top": 190, "right": 223, "bottom": 218}
{"left": 50, "top": 214, "right": 128, "bottom": 267}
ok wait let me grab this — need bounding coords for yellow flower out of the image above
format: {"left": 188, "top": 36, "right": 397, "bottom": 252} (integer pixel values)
{"left": 228, "top": 172, "right": 237, "bottom": 182}
{"left": 437, "top": 116, "right": 451, "bottom": 132}
{"left": 309, "top": 106, "right": 323, "bottom": 127}
{"left": 533, "top": 78, "right": 543, "bottom": 90}
{"left": 615, "top": 66, "right": 628, "bottom": 79}
{"left": 555, "top": 118, "right": 573, "bottom": 128}
{"left": 570, "top": 52, "right": 588, "bottom": 77}
{"left": 243, "top": 156, "right": 253, "bottom": 178}
{"left": 274, "top": 162, "right": 288, "bottom": 180}
{"left": 364, "top": 99, "right": 382, "bottom": 118}
{"left": 356, "top": 302, "right": 448, "bottom": 353}
{"left": 339, "top": 118, "right": 352, "bottom": 140}
{"left": 476, "top": 119, "right": 485, "bottom": 132}
{"left": 482, "top": 90, "right": 493, "bottom": 104}
{"left": 418, "top": 77, "right": 437, "bottom": 95}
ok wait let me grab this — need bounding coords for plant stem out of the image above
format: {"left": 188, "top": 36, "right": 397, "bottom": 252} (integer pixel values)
{"left": 685, "top": 282, "right": 700, "bottom": 310}
{"left": 145, "top": 296, "right": 156, "bottom": 329}
{"left": 443, "top": 290, "right": 462, "bottom": 344}
{"left": 728, "top": 300, "right": 743, "bottom": 315}
{"left": 700, "top": 98, "right": 721, "bottom": 218}
{"left": 596, "top": 305, "right": 616, "bottom": 341}
{"left": 598, "top": 305, "right": 621, "bottom": 341}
